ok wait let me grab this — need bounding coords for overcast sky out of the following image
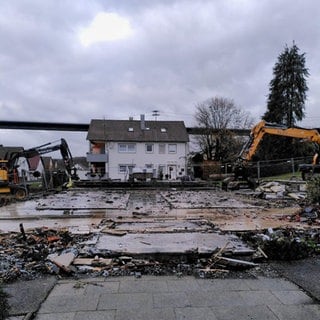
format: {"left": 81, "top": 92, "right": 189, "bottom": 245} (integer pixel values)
{"left": 0, "top": 0, "right": 319, "bottom": 156}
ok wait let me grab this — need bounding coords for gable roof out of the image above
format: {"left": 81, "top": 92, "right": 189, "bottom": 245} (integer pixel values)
{"left": 87, "top": 119, "right": 189, "bottom": 142}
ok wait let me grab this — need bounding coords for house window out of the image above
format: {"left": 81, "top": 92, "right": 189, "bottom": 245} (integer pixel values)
{"left": 119, "top": 165, "right": 127, "bottom": 173}
{"left": 168, "top": 144, "right": 177, "bottom": 153}
{"left": 159, "top": 144, "right": 165, "bottom": 154}
{"left": 161, "top": 128, "right": 167, "bottom": 133}
{"left": 119, "top": 164, "right": 135, "bottom": 174}
{"left": 145, "top": 144, "right": 154, "bottom": 153}
{"left": 118, "top": 143, "right": 136, "bottom": 153}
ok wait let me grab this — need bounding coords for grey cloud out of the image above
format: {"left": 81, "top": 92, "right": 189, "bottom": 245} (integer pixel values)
{"left": 0, "top": 0, "right": 319, "bottom": 155}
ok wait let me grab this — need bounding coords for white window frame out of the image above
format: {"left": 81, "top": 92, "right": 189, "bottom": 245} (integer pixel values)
{"left": 119, "top": 165, "right": 127, "bottom": 173}
{"left": 145, "top": 143, "right": 154, "bottom": 153}
{"left": 168, "top": 144, "right": 177, "bottom": 154}
{"left": 118, "top": 143, "right": 136, "bottom": 153}
{"left": 118, "top": 164, "right": 135, "bottom": 174}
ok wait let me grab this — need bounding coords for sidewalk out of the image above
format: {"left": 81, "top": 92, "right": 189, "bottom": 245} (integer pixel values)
{"left": 26, "top": 275, "right": 320, "bottom": 320}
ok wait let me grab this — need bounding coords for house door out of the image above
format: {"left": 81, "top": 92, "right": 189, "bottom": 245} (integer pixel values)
{"left": 168, "top": 165, "right": 177, "bottom": 180}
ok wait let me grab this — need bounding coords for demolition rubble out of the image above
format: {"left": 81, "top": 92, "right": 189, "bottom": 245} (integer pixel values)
{"left": 0, "top": 185, "right": 320, "bottom": 283}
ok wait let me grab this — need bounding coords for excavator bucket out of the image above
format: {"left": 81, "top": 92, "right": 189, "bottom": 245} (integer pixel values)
{"left": 66, "top": 177, "right": 73, "bottom": 188}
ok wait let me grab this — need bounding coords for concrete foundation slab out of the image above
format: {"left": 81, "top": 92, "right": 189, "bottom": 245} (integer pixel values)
{"left": 96, "top": 232, "right": 248, "bottom": 254}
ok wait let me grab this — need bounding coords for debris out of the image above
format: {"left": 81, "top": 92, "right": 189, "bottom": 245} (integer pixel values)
{"left": 215, "top": 257, "right": 258, "bottom": 268}
{"left": 257, "top": 246, "right": 268, "bottom": 259}
{"left": 101, "top": 229, "right": 127, "bottom": 236}
{"left": 48, "top": 251, "right": 77, "bottom": 273}
{"left": 1, "top": 188, "right": 319, "bottom": 284}
{"left": 19, "top": 223, "right": 26, "bottom": 242}
{"left": 73, "top": 257, "right": 113, "bottom": 267}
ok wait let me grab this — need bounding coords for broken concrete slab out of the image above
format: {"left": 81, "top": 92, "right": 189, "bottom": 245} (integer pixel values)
{"left": 0, "top": 217, "right": 103, "bottom": 233}
{"left": 73, "top": 257, "right": 113, "bottom": 267}
{"left": 108, "top": 219, "right": 212, "bottom": 233}
{"left": 161, "top": 190, "right": 256, "bottom": 209}
{"left": 48, "top": 251, "right": 77, "bottom": 272}
{"left": 96, "top": 232, "right": 251, "bottom": 255}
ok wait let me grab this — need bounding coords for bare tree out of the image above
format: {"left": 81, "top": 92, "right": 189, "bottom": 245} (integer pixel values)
{"left": 194, "top": 97, "right": 254, "bottom": 161}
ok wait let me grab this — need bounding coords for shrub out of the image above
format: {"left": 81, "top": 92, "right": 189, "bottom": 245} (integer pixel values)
{"left": 306, "top": 176, "right": 320, "bottom": 203}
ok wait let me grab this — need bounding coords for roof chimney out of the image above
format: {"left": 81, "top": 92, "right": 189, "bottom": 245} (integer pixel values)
{"left": 140, "top": 114, "right": 145, "bottom": 130}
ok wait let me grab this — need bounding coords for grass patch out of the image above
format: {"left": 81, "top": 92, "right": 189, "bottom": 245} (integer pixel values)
{"left": 261, "top": 171, "right": 302, "bottom": 181}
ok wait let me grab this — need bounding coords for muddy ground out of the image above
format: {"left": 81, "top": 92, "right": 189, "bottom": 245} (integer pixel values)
{"left": 0, "top": 186, "right": 319, "bottom": 284}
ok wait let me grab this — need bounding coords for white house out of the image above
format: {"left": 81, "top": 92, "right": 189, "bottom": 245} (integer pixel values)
{"left": 86, "top": 115, "right": 189, "bottom": 181}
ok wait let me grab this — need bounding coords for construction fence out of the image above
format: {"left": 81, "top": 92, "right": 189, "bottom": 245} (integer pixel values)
{"left": 191, "top": 156, "right": 314, "bottom": 180}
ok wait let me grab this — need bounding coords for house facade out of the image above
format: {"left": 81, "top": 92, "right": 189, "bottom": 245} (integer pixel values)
{"left": 86, "top": 115, "right": 189, "bottom": 181}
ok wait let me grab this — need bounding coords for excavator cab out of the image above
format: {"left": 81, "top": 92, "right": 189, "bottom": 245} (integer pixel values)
{"left": 0, "top": 159, "right": 28, "bottom": 202}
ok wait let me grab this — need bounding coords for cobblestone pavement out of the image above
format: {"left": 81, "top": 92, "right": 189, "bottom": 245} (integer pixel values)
{"left": 30, "top": 275, "right": 320, "bottom": 320}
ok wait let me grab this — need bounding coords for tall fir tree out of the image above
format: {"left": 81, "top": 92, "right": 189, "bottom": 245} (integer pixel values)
{"left": 257, "top": 43, "right": 310, "bottom": 161}
{"left": 263, "top": 43, "right": 309, "bottom": 126}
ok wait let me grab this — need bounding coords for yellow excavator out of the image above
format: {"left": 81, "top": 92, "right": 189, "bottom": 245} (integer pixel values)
{"left": 0, "top": 138, "right": 78, "bottom": 203}
{"left": 226, "top": 120, "right": 320, "bottom": 189}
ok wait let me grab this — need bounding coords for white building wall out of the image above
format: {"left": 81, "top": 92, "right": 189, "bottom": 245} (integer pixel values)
{"left": 107, "top": 141, "right": 188, "bottom": 181}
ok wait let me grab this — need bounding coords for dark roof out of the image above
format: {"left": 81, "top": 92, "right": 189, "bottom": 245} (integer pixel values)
{"left": 87, "top": 119, "right": 189, "bottom": 142}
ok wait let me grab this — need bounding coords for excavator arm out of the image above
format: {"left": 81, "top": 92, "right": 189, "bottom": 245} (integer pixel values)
{"left": 239, "top": 120, "right": 320, "bottom": 161}
{"left": 5, "top": 138, "right": 78, "bottom": 181}
{"left": 226, "top": 120, "right": 320, "bottom": 189}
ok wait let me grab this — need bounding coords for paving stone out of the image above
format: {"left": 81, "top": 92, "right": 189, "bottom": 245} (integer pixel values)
{"left": 175, "top": 307, "right": 218, "bottom": 320}
{"left": 186, "top": 290, "right": 243, "bottom": 307}
{"left": 211, "top": 305, "right": 279, "bottom": 320}
{"left": 74, "top": 310, "right": 116, "bottom": 320}
{"left": 196, "top": 278, "right": 250, "bottom": 291}
{"left": 167, "top": 278, "right": 201, "bottom": 292}
{"left": 116, "top": 307, "right": 175, "bottom": 320}
{"left": 244, "top": 277, "right": 299, "bottom": 291}
{"left": 49, "top": 282, "right": 86, "bottom": 296}
{"left": 153, "top": 292, "right": 191, "bottom": 308}
{"left": 4, "top": 276, "right": 57, "bottom": 316}
{"left": 271, "top": 290, "right": 314, "bottom": 305}
{"left": 34, "top": 312, "right": 76, "bottom": 320}
{"left": 119, "top": 279, "right": 168, "bottom": 293}
{"left": 238, "top": 290, "right": 282, "bottom": 306}
{"left": 38, "top": 294, "right": 100, "bottom": 313}
{"left": 269, "top": 303, "right": 320, "bottom": 320}
{"left": 85, "top": 281, "right": 120, "bottom": 295}
{"left": 98, "top": 292, "right": 153, "bottom": 310}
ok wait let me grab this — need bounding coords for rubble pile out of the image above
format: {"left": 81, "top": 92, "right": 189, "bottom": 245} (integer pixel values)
{"left": 239, "top": 227, "right": 320, "bottom": 261}
{"left": 0, "top": 227, "right": 86, "bottom": 282}
{"left": 254, "top": 181, "right": 307, "bottom": 201}
{"left": 2, "top": 188, "right": 320, "bottom": 284}
{"left": 0, "top": 224, "right": 261, "bottom": 283}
